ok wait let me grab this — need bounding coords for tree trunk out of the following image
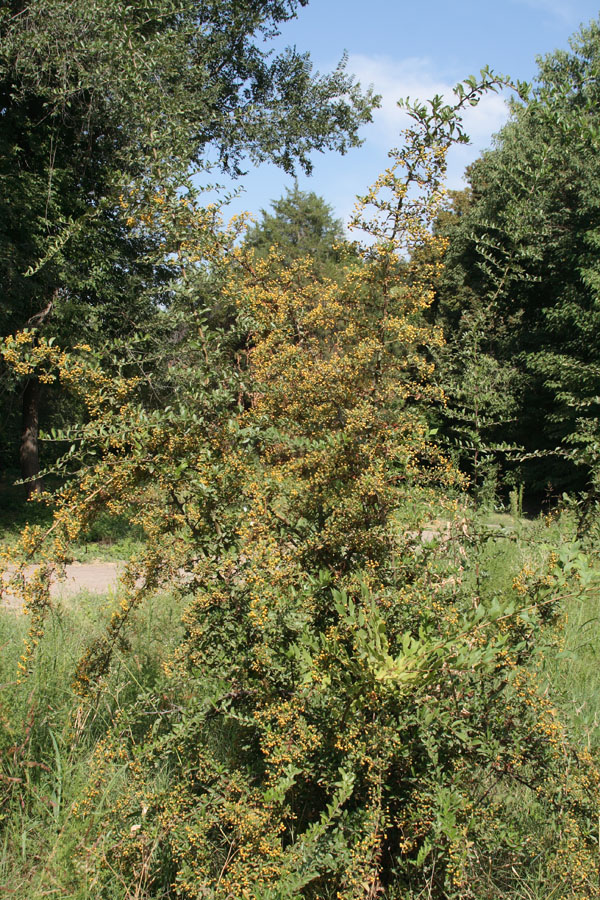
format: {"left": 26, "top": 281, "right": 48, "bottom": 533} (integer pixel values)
{"left": 19, "top": 295, "right": 55, "bottom": 496}
{"left": 20, "top": 376, "right": 43, "bottom": 496}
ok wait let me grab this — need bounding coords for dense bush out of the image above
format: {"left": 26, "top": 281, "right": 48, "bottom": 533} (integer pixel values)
{"left": 2, "top": 76, "right": 600, "bottom": 899}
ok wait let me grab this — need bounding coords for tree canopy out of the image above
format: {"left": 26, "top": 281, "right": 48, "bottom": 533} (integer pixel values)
{"left": 244, "top": 183, "right": 347, "bottom": 273}
{"left": 439, "top": 19, "right": 600, "bottom": 494}
{"left": 0, "top": 0, "right": 377, "bottom": 485}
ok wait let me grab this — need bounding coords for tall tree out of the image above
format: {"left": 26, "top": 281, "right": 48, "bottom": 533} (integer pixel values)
{"left": 440, "top": 17, "right": 600, "bottom": 494}
{"left": 0, "top": 0, "right": 376, "bottom": 489}
{"left": 244, "top": 183, "right": 347, "bottom": 275}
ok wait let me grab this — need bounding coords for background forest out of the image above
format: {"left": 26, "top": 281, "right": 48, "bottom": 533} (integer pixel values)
{"left": 2, "top": 3, "right": 600, "bottom": 899}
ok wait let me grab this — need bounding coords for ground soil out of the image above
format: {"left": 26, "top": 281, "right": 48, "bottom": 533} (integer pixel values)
{"left": 1, "top": 561, "right": 123, "bottom": 612}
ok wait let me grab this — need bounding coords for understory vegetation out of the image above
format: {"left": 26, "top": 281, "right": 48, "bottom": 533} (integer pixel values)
{"left": 3, "top": 3, "right": 600, "bottom": 898}
{"left": 2, "top": 508, "right": 600, "bottom": 899}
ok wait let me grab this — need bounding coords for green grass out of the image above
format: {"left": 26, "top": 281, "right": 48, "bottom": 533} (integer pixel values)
{"left": 407, "top": 496, "right": 600, "bottom": 748}
{"left": 471, "top": 507, "right": 600, "bottom": 753}
{"left": 0, "top": 588, "right": 187, "bottom": 900}
{"left": 542, "top": 571, "right": 600, "bottom": 750}
{"left": 70, "top": 510, "right": 146, "bottom": 561}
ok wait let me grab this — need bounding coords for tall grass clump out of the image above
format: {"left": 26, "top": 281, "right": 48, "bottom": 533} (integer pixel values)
{"left": 0, "top": 590, "right": 186, "bottom": 899}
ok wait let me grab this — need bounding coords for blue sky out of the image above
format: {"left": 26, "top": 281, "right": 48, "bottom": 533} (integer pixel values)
{"left": 209, "top": 0, "right": 600, "bottom": 229}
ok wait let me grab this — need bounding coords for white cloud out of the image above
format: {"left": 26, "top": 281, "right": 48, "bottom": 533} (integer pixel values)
{"left": 348, "top": 54, "right": 450, "bottom": 144}
{"left": 348, "top": 53, "right": 511, "bottom": 188}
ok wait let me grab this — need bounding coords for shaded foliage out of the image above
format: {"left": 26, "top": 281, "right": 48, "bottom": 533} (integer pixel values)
{"left": 440, "top": 18, "right": 600, "bottom": 497}
{"left": 0, "top": 0, "right": 376, "bottom": 483}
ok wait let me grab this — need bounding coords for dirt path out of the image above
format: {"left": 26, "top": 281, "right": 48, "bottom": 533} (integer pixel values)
{"left": 1, "top": 561, "right": 124, "bottom": 612}
{"left": 1, "top": 520, "right": 463, "bottom": 614}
